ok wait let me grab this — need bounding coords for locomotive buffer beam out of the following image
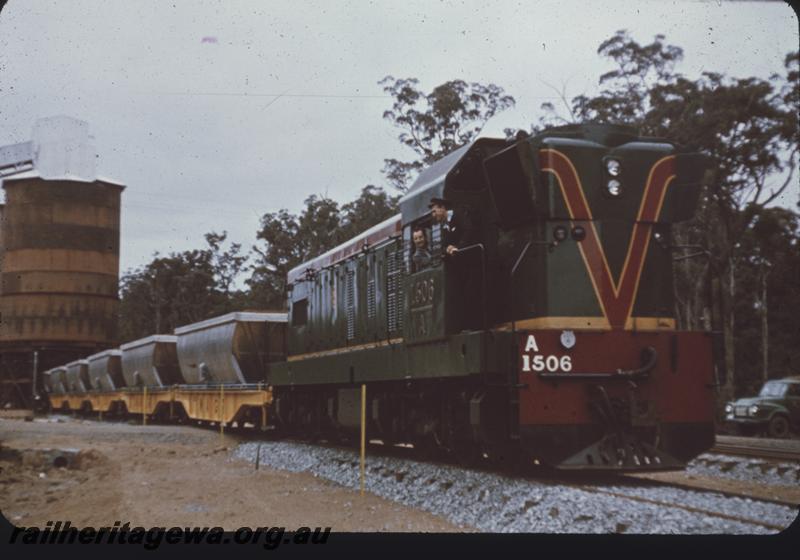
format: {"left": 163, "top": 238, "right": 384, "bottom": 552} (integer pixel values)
{"left": 537, "top": 346, "right": 658, "bottom": 381}
{"left": 559, "top": 370, "right": 678, "bottom": 470}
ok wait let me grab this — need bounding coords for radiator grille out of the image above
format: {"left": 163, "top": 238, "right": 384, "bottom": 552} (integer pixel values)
{"left": 346, "top": 269, "right": 355, "bottom": 340}
{"left": 387, "top": 247, "right": 403, "bottom": 333}
{"left": 367, "top": 277, "right": 376, "bottom": 319}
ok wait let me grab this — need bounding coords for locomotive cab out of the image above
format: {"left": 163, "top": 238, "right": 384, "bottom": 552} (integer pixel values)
{"left": 399, "top": 138, "right": 508, "bottom": 341}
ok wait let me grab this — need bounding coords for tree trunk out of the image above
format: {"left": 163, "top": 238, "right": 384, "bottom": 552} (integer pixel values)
{"left": 717, "top": 257, "right": 737, "bottom": 407}
{"left": 761, "top": 267, "right": 769, "bottom": 383}
{"left": 152, "top": 276, "right": 161, "bottom": 334}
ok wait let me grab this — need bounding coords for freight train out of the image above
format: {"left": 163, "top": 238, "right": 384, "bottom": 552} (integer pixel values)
{"left": 42, "top": 123, "right": 715, "bottom": 471}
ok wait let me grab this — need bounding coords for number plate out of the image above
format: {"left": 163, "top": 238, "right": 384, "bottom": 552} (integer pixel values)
{"left": 521, "top": 353, "right": 573, "bottom": 373}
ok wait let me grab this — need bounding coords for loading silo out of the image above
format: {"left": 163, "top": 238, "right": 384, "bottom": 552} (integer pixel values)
{"left": 0, "top": 117, "right": 124, "bottom": 407}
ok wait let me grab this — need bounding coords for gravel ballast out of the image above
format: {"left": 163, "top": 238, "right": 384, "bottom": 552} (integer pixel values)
{"left": 686, "top": 453, "right": 800, "bottom": 487}
{"left": 233, "top": 441, "right": 798, "bottom": 534}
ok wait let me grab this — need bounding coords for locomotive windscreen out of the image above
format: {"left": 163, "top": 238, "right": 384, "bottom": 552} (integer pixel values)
{"left": 484, "top": 142, "right": 537, "bottom": 230}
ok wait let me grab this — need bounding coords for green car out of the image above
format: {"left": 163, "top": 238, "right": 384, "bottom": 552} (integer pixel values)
{"left": 724, "top": 377, "right": 800, "bottom": 438}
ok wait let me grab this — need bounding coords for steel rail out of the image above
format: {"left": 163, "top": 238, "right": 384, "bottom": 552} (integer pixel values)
{"left": 711, "top": 435, "right": 800, "bottom": 462}
{"left": 710, "top": 443, "right": 800, "bottom": 462}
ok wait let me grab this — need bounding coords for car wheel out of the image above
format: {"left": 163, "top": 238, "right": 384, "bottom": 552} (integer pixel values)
{"left": 767, "top": 415, "right": 790, "bottom": 439}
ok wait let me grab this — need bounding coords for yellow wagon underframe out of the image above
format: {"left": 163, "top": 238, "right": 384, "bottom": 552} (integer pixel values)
{"left": 51, "top": 385, "right": 273, "bottom": 426}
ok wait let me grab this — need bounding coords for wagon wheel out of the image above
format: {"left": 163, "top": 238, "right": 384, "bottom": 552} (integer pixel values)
{"left": 767, "top": 415, "right": 790, "bottom": 439}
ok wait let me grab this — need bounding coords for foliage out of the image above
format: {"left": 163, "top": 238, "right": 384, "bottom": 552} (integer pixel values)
{"left": 247, "top": 186, "right": 399, "bottom": 310}
{"left": 204, "top": 231, "right": 248, "bottom": 299}
{"left": 732, "top": 207, "right": 800, "bottom": 394}
{"left": 340, "top": 185, "right": 399, "bottom": 239}
{"left": 379, "top": 77, "right": 515, "bottom": 191}
{"left": 118, "top": 249, "right": 215, "bottom": 342}
{"left": 118, "top": 231, "right": 248, "bottom": 342}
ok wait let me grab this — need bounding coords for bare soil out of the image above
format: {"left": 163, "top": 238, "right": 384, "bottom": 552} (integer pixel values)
{"left": 0, "top": 416, "right": 467, "bottom": 532}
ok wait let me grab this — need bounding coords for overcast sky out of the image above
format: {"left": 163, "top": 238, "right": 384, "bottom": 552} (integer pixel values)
{"left": 0, "top": 0, "right": 797, "bottom": 275}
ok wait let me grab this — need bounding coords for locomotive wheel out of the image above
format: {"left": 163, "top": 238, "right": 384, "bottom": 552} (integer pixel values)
{"left": 450, "top": 439, "right": 480, "bottom": 467}
{"left": 415, "top": 432, "right": 445, "bottom": 460}
{"left": 767, "top": 415, "right": 790, "bottom": 439}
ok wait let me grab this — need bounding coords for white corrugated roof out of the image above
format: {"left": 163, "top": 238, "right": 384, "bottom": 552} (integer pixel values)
{"left": 1, "top": 168, "right": 126, "bottom": 187}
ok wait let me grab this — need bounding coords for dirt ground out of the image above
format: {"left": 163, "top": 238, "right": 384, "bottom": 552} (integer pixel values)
{"left": 0, "top": 416, "right": 466, "bottom": 532}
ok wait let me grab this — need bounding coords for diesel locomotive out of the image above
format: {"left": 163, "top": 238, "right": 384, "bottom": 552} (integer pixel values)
{"left": 44, "top": 123, "right": 715, "bottom": 472}
{"left": 269, "top": 123, "right": 714, "bottom": 470}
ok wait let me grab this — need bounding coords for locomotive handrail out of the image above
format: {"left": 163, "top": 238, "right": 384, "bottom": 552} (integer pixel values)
{"left": 509, "top": 239, "right": 533, "bottom": 339}
{"left": 508, "top": 237, "right": 553, "bottom": 336}
{"left": 450, "top": 243, "right": 487, "bottom": 330}
{"left": 538, "top": 346, "right": 658, "bottom": 380}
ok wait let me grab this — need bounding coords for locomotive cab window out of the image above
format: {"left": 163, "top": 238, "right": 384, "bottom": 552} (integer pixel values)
{"left": 409, "top": 220, "right": 435, "bottom": 273}
{"left": 291, "top": 298, "right": 308, "bottom": 327}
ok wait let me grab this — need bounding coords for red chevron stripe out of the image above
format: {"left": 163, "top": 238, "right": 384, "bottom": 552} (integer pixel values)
{"left": 540, "top": 149, "right": 676, "bottom": 329}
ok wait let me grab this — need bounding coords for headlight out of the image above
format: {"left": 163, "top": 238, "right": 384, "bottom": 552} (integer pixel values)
{"left": 748, "top": 405, "right": 759, "bottom": 416}
{"left": 605, "top": 179, "right": 622, "bottom": 197}
{"left": 724, "top": 403, "right": 733, "bottom": 414}
{"left": 605, "top": 159, "right": 622, "bottom": 177}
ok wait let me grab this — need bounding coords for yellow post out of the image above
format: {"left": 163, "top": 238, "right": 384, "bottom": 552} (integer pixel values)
{"left": 219, "top": 384, "right": 224, "bottom": 440}
{"left": 360, "top": 383, "right": 366, "bottom": 496}
{"left": 169, "top": 386, "right": 174, "bottom": 420}
{"left": 142, "top": 385, "right": 147, "bottom": 426}
{"left": 259, "top": 382, "right": 267, "bottom": 430}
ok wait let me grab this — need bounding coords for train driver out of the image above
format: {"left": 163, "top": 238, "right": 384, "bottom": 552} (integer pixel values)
{"left": 430, "top": 196, "right": 482, "bottom": 329}
{"left": 429, "top": 196, "right": 478, "bottom": 256}
{"left": 411, "top": 227, "right": 432, "bottom": 271}
{"left": 429, "top": 197, "right": 458, "bottom": 255}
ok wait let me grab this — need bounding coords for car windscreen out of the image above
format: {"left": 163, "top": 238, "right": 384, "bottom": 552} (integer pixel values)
{"left": 759, "top": 382, "right": 788, "bottom": 397}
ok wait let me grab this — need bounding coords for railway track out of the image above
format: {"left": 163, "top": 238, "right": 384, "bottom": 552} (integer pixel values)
{"left": 36, "top": 414, "right": 800, "bottom": 523}
{"left": 712, "top": 435, "right": 800, "bottom": 462}
{"left": 233, "top": 431, "right": 799, "bottom": 523}
{"left": 0, "top": 409, "right": 33, "bottom": 420}
{"left": 235, "top": 439, "right": 797, "bottom": 533}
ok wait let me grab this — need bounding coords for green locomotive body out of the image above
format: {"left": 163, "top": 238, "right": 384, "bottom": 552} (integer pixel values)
{"left": 261, "top": 123, "right": 714, "bottom": 469}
